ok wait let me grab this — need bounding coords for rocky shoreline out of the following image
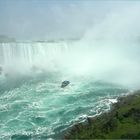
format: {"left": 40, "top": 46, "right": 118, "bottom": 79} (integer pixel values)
{"left": 64, "top": 90, "right": 140, "bottom": 139}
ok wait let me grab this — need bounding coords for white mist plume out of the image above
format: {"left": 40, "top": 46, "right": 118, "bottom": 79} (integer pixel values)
{"left": 70, "top": 4, "right": 140, "bottom": 88}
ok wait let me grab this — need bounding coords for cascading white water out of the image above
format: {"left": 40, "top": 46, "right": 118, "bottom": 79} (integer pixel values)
{"left": 0, "top": 41, "right": 76, "bottom": 76}
{"left": 0, "top": 42, "right": 69, "bottom": 66}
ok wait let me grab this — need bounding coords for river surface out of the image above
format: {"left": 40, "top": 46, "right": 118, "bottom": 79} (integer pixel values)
{"left": 0, "top": 41, "right": 130, "bottom": 139}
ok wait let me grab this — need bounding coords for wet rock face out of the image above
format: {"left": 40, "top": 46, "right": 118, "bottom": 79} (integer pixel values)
{"left": 61, "top": 81, "right": 70, "bottom": 88}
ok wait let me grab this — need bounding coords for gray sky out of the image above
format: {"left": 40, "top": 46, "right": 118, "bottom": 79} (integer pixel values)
{"left": 0, "top": 0, "right": 139, "bottom": 40}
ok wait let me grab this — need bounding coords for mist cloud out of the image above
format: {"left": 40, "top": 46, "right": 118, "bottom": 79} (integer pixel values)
{"left": 0, "top": 0, "right": 133, "bottom": 40}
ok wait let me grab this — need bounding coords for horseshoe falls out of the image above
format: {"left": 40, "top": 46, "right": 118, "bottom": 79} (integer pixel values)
{"left": 0, "top": 41, "right": 134, "bottom": 139}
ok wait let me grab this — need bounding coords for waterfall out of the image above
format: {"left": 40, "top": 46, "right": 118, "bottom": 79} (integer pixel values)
{"left": 0, "top": 39, "right": 140, "bottom": 88}
{"left": 0, "top": 41, "right": 71, "bottom": 70}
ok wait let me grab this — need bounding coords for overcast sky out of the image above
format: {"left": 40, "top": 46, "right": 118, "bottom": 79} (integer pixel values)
{"left": 0, "top": 0, "right": 139, "bottom": 40}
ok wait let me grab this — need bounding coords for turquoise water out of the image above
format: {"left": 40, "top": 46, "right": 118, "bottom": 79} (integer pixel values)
{"left": 0, "top": 41, "right": 132, "bottom": 139}
{"left": 0, "top": 72, "right": 129, "bottom": 139}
